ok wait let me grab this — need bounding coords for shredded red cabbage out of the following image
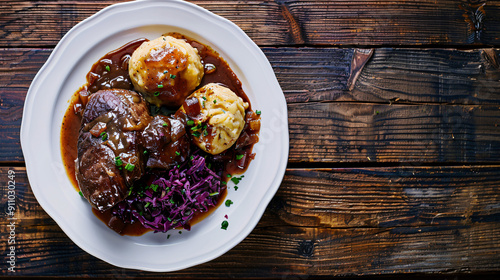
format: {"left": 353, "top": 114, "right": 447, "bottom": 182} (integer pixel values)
{"left": 111, "top": 153, "right": 224, "bottom": 233}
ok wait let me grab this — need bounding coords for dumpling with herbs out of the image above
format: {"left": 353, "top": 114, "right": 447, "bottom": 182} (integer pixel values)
{"left": 178, "top": 83, "right": 248, "bottom": 155}
{"left": 129, "top": 35, "right": 204, "bottom": 107}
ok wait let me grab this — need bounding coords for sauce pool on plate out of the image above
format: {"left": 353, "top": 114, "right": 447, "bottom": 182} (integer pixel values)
{"left": 60, "top": 33, "right": 260, "bottom": 236}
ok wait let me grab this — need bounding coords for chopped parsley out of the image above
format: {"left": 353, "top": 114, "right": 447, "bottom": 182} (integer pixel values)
{"left": 191, "top": 123, "right": 202, "bottom": 131}
{"left": 221, "top": 220, "right": 229, "bottom": 230}
{"left": 124, "top": 163, "right": 135, "bottom": 172}
{"left": 78, "top": 191, "right": 83, "bottom": 197}
{"left": 149, "top": 184, "right": 159, "bottom": 192}
{"left": 256, "top": 110, "right": 261, "bottom": 115}
{"left": 231, "top": 175, "right": 244, "bottom": 185}
{"left": 235, "top": 154, "right": 244, "bottom": 160}
{"left": 175, "top": 151, "right": 180, "bottom": 156}
{"left": 157, "top": 84, "right": 164, "bottom": 88}
{"left": 105, "top": 65, "right": 110, "bottom": 72}
{"left": 100, "top": 131, "right": 108, "bottom": 141}
{"left": 162, "top": 122, "right": 168, "bottom": 127}
{"left": 170, "top": 74, "right": 176, "bottom": 79}
{"left": 225, "top": 199, "right": 233, "bottom": 207}
{"left": 115, "top": 156, "right": 123, "bottom": 166}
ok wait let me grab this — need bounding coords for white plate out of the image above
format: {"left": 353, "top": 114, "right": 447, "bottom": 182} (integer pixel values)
{"left": 21, "top": 0, "right": 288, "bottom": 272}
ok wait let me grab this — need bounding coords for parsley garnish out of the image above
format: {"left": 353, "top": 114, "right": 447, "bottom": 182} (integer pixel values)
{"left": 221, "top": 220, "right": 229, "bottom": 230}
{"left": 125, "top": 163, "right": 135, "bottom": 172}
{"left": 230, "top": 175, "right": 244, "bottom": 185}
{"left": 115, "top": 156, "right": 123, "bottom": 166}
{"left": 225, "top": 199, "right": 233, "bottom": 207}
{"left": 100, "top": 131, "right": 108, "bottom": 141}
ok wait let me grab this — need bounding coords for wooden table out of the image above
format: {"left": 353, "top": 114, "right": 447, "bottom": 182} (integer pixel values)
{"left": 1, "top": 0, "right": 499, "bottom": 278}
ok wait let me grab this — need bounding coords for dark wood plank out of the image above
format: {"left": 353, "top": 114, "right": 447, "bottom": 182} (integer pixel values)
{"left": 268, "top": 47, "right": 500, "bottom": 104}
{"left": 1, "top": 1, "right": 500, "bottom": 47}
{"left": 272, "top": 167, "right": 500, "bottom": 228}
{"left": 2, "top": 48, "right": 500, "bottom": 163}
{"left": 3, "top": 48, "right": 499, "bottom": 106}
{"left": 288, "top": 102, "right": 500, "bottom": 163}
{"left": 1, "top": 166, "right": 498, "bottom": 276}
{"left": 0, "top": 49, "right": 47, "bottom": 163}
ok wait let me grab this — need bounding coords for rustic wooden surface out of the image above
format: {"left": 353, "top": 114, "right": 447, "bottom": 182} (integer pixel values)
{"left": 1, "top": 0, "right": 500, "bottom": 278}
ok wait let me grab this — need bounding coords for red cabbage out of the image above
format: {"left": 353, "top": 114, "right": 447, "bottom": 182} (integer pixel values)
{"left": 111, "top": 152, "right": 224, "bottom": 233}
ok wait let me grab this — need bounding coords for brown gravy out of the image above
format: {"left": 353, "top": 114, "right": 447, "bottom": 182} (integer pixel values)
{"left": 61, "top": 34, "right": 259, "bottom": 236}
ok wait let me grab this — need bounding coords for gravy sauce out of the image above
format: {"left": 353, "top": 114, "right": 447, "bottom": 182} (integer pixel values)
{"left": 61, "top": 34, "right": 260, "bottom": 236}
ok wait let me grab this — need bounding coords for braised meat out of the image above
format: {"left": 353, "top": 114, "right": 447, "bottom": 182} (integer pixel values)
{"left": 75, "top": 89, "right": 151, "bottom": 211}
{"left": 141, "top": 115, "right": 190, "bottom": 169}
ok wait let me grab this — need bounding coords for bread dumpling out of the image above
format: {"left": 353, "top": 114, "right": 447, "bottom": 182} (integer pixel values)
{"left": 179, "top": 83, "right": 248, "bottom": 155}
{"left": 129, "top": 36, "right": 204, "bottom": 107}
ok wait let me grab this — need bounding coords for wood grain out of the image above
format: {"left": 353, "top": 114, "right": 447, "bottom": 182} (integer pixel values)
{"left": 1, "top": 166, "right": 498, "bottom": 277}
{"left": 2, "top": 48, "right": 500, "bottom": 163}
{"left": 1, "top": 1, "right": 500, "bottom": 47}
{"left": 2, "top": 48, "right": 500, "bottom": 106}
{"left": 267, "top": 47, "right": 500, "bottom": 104}
{"left": 2, "top": 0, "right": 500, "bottom": 278}
{"left": 287, "top": 102, "right": 500, "bottom": 163}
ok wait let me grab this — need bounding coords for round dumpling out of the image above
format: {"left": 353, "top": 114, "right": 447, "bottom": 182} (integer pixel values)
{"left": 129, "top": 35, "right": 204, "bottom": 107}
{"left": 179, "top": 83, "right": 248, "bottom": 155}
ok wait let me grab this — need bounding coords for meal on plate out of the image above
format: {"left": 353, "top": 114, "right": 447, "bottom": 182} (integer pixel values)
{"left": 60, "top": 33, "right": 260, "bottom": 235}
